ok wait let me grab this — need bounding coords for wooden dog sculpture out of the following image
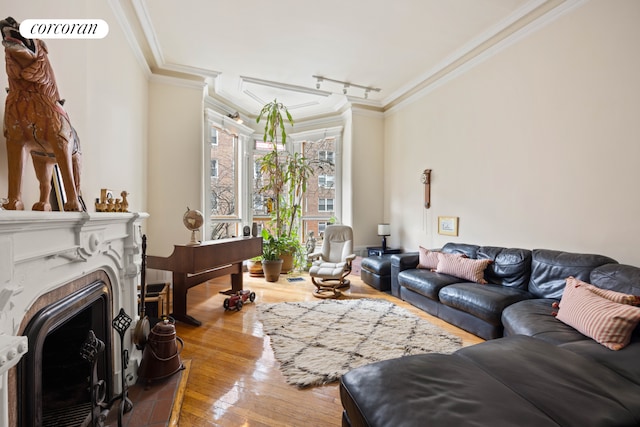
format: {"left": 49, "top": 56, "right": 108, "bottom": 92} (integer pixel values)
{"left": 1, "top": 16, "right": 84, "bottom": 211}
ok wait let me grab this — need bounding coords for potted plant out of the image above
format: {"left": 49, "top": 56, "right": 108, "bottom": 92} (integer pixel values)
{"left": 256, "top": 100, "right": 313, "bottom": 273}
{"left": 261, "top": 229, "right": 285, "bottom": 282}
{"left": 247, "top": 255, "right": 264, "bottom": 277}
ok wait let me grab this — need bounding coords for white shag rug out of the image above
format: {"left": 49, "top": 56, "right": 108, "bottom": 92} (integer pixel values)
{"left": 258, "top": 298, "right": 463, "bottom": 388}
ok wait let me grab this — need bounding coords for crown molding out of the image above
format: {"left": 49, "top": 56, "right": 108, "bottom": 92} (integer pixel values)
{"left": 385, "top": 0, "right": 587, "bottom": 115}
{"left": 382, "top": 0, "right": 551, "bottom": 107}
{"left": 150, "top": 74, "right": 207, "bottom": 90}
{"left": 113, "top": 0, "right": 588, "bottom": 121}
{"left": 107, "top": 0, "right": 151, "bottom": 78}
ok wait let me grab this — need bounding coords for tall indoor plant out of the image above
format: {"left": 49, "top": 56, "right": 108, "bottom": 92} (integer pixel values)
{"left": 256, "top": 99, "right": 312, "bottom": 272}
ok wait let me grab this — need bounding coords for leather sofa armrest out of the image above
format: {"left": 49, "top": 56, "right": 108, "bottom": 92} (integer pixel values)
{"left": 391, "top": 252, "right": 419, "bottom": 270}
{"left": 391, "top": 252, "right": 419, "bottom": 297}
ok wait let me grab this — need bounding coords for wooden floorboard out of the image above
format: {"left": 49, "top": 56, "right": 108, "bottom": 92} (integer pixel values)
{"left": 171, "top": 271, "right": 484, "bottom": 426}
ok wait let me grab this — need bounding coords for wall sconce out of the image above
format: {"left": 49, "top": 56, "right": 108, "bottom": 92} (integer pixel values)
{"left": 377, "top": 223, "right": 391, "bottom": 251}
{"left": 227, "top": 112, "right": 243, "bottom": 124}
{"left": 421, "top": 169, "right": 432, "bottom": 208}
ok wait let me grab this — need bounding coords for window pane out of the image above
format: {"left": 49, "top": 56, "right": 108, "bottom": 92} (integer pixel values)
{"left": 209, "top": 128, "right": 237, "bottom": 219}
{"left": 209, "top": 222, "right": 240, "bottom": 240}
{"left": 211, "top": 159, "right": 218, "bottom": 178}
{"left": 302, "top": 138, "right": 337, "bottom": 235}
{"left": 252, "top": 141, "right": 286, "bottom": 219}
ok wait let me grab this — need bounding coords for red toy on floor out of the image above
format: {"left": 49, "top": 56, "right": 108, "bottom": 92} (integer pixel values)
{"left": 223, "top": 289, "right": 256, "bottom": 311}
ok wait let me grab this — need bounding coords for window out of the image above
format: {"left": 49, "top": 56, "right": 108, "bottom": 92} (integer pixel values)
{"left": 210, "top": 159, "right": 218, "bottom": 178}
{"left": 318, "top": 198, "right": 334, "bottom": 212}
{"left": 211, "top": 134, "right": 218, "bottom": 146}
{"left": 318, "top": 221, "right": 328, "bottom": 235}
{"left": 301, "top": 135, "right": 340, "bottom": 241}
{"left": 318, "top": 174, "right": 334, "bottom": 188}
{"left": 252, "top": 141, "right": 286, "bottom": 219}
{"left": 207, "top": 125, "right": 238, "bottom": 239}
{"left": 204, "top": 112, "right": 343, "bottom": 245}
{"left": 318, "top": 150, "right": 335, "bottom": 164}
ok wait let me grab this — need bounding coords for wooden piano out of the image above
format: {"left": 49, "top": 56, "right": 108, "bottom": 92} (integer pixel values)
{"left": 147, "top": 236, "right": 262, "bottom": 326}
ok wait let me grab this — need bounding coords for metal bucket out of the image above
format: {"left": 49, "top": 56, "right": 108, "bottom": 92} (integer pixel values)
{"left": 137, "top": 317, "right": 184, "bottom": 381}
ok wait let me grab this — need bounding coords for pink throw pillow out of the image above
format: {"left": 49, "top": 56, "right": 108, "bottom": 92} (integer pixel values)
{"left": 417, "top": 246, "right": 440, "bottom": 270}
{"left": 556, "top": 277, "right": 640, "bottom": 350}
{"left": 435, "top": 253, "right": 491, "bottom": 284}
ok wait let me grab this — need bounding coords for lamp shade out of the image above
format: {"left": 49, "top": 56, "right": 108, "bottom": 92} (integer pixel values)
{"left": 377, "top": 224, "right": 391, "bottom": 236}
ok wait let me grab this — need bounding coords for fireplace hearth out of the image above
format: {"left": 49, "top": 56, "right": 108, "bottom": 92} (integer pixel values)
{"left": 0, "top": 211, "right": 147, "bottom": 427}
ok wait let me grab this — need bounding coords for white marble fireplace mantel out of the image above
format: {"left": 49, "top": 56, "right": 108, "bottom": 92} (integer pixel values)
{"left": 0, "top": 210, "right": 148, "bottom": 426}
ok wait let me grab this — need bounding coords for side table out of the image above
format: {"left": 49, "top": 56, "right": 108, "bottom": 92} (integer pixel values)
{"left": 367, "top": 247, "right": 401, "bottom": 257}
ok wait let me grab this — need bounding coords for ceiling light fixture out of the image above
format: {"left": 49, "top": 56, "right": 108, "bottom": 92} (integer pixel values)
{"left": 227, "top": 112, "right": 243, "bottom": 124}
{"left": 312, "top": 75, "right": 381, "bottom": 99}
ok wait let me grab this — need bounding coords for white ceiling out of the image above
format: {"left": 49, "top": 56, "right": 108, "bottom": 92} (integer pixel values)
{"left": 117, "top": 0, "right": 573, "bottom": 119}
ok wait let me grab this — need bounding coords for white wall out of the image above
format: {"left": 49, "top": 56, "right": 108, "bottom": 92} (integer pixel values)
{"left": 351, "top": 108, "right": 386, "bottom": 250}
{"left": 146, "top": 78, "right": 205, "bottom": 257}
{"left": 385, "top": 0, "right": 640, "bottom": 266}
{"left": 0, "top": 1, "right": 149, "bottom": 214}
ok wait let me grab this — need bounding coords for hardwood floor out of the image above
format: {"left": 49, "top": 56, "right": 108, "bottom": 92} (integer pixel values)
{"left": 171, "top": 272, "right": 484, "bottom": 426}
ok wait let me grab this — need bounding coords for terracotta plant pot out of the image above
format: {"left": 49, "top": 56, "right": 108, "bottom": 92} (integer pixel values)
{"left": 248, "top": 259, "right": 264, "bottom": 277}
{"left": 262, "top": 259, "right": 283, "bottom": 282}
{"left": 280, "top": 251, "right": 294, "bottom": 273}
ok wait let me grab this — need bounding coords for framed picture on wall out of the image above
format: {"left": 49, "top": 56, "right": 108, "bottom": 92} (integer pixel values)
{"left": 438, "top": 216, "right": 459, "bottom": 236}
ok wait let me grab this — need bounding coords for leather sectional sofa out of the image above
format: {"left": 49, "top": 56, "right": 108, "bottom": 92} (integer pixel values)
{"left": 340, "top": 243, "right": 640, "bottom": 426}
{"left": 390, "top": 243, "right": 617, "bottom": 340}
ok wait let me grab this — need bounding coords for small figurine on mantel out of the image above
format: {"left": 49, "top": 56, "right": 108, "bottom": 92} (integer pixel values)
{"left": 95, "top": 189, "right": 130, "bottom": 212}
{"left": 120, "top": 191, "right": 129, "bottom": 212}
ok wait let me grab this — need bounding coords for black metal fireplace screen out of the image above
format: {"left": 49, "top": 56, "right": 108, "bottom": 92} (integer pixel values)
{"left": 19, "top": 280, "right": 114, "bottom": 427}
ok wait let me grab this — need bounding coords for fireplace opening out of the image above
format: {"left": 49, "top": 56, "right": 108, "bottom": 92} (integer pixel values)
{"left": 19, "top": 280, "right": 114, "bottom": 427}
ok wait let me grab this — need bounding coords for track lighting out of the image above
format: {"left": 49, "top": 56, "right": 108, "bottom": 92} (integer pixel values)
{"left": 312, "top": 75, "right": 381, "bottom": 99}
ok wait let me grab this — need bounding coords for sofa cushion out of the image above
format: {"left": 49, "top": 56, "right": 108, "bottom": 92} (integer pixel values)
{"left": 341, "top": 335, "right": 640, "bottom": 427}
{"left": 438, "top": 283, "right": 533, "bottom": 326}
{"left": 502, "top": 298, "right": 593, "bottom": 345}
{"left": 591, "top": 263, "right": 640, "bottom": 295}
{"left": 556, "top": 277, "right": 640, "bottom": 350}
{"left": 456, "top": 336, "right": 640, "bottom": 426}
{"left": 435, "top": 254, "right": 492, "bottom": 284}
{"left": 340, "top": 351, "right": 560, "bottom": 427}
{"left": 559, "top": 339, "right": 640, "bottom": 386}
{"left": 397, "top": 269, "right": 460, "bottom": 300}
{"left": 478, "top": 246, "right": 532, "bottom": 290}
{"left": 441, "top": 242, "right": 479, "bottom": 258}
{"left": 528, "top": 249, "right": 617, "bottom": 299}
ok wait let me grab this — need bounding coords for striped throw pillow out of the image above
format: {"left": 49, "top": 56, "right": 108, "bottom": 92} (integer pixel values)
{"left": 435, "top": 253, "right": 491, "bottom": 284}
{"left": 578, "top": 279, "right": 640, "bottom": 306}
{"left": 418, "top": 247, "right": 463, "bottom": 270}
{"left": 417, "top": 246, "right": 440, "bottom": 269}
{"left": 556, "top": 278, "right": 640, "bottom": 350}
